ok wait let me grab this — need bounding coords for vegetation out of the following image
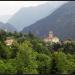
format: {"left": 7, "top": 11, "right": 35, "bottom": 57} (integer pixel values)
{"left": 0, "top": 30, "right": 75, "bottom": 74}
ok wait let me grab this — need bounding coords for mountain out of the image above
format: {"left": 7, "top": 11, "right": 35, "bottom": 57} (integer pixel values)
{"left": 0, "top": 15, "right": 11, "bottom": 23}
{"left": 8, "top": 2, "right": 66, "bottom": 31}
{"left": 22, "top": 1, "right": 75, "bottom": 40}
{"left": 0, "top": 22, "right": 17, "bottom": 32}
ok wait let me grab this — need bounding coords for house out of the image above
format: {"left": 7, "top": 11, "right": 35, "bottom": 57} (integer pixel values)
{"left": 43, "top": 31, "right": 60, "bottom": 43}
{"left": 63, "top": 39, "right": 72, "bottom": 44}
{"left": 4, "top": 37, "right": 14, "bottom": 46}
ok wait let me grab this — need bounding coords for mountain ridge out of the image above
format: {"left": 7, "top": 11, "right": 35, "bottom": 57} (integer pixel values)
{"left": 22, "top": 1, "right": 75, "bottom": 40}
{"left": 0, "top": 22, "right": 17, "bottom": 32}
{"left": 8, "top": 2, "right": 66, "bottom": 31}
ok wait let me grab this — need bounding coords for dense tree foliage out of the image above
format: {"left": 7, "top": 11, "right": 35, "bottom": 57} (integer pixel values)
{"left": 0, "top": 30, "right": 75, "bottom": 74}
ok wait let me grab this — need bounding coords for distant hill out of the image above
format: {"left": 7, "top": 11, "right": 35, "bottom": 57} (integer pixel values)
{"left": 22, "top": 1, "right": 75, "bottom": 40}
{"left": 0, "top": 15, "right": 11, "bottom": 23}
{"left": 0, "top": 22, "right": 17, "bottom": 32}
{"left": 8, "top": 2, "right": 66, "bottom": 31}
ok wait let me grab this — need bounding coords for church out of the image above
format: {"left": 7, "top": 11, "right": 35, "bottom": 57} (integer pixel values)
{"left": 43, "top": 31, "right": 60, "bottom": 43}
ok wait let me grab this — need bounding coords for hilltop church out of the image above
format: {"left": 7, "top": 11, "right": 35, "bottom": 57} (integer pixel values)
{"left": 43, "top": 31, "right": 60, "bottom": 43}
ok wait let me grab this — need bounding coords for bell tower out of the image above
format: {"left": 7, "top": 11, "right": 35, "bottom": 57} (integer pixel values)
{"left": 48, "top": 31, "right": 53, "bottom": 39}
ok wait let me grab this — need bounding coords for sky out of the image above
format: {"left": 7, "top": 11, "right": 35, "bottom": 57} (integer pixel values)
{"left": 0, "top": 1, "right": 67, "bottom": 22}
{"left": 0, "top": 1, "right": 48, "bottom": 16}
{"left": 0, "top": 1, "right": 67, "bottom": 16}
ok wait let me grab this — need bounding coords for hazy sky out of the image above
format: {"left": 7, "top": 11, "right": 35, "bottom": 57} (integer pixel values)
{"left": 0, "top": 1, "right": 67, "bottom": 23}
{"left": 0, "top": 1, "right": 67, "bottom": 16}
{"left": 0, "top": 1, "right": 47, "bottom": 16}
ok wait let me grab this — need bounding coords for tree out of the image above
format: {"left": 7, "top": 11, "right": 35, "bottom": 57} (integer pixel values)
{"left": 36, "top": 53, "right": 52, "bottom": 74}
{"left": 10, "top": 42, "right": 19, "bottom": 58}
{"left": 50, "top": 52, "right": 58, "bottom": 74}
{"left": 54, "top": 51, "right": 75, "bottom": 74}
{"left": 0, "top": 60, "right": 6, "bottom": 74}
{"left": 31, "top": 39, "right": 50, "bottom": 55}
{"left": 62, "top": 41, "right": 75, "bottom": 54}
{"left": 5, "top": 59, "right": 17, "bottom": 74}
{"left": 0, "top": 43, "right": 12, "bottom": 59}
{"left": 16, "top": 40, "right": 38, "bottom": 74}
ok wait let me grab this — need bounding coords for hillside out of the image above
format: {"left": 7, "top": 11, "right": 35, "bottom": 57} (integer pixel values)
{"left": 22, "top": 1, "right": 75, "bottom": 40}
{"left": 0, "top": 22, "right": 17, "bottom": 32}
{"left": 8, "top": 2, "right": 66, "bottom": 31}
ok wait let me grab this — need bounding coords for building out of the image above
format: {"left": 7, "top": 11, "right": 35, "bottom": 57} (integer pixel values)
{"left": 4, "top": 37, "right": 14, "bottom": 46}
{"left": 63, "top": 39, "right": 72, "bottom": 44}
{"left": 43, "top": 31, "right": 60, "bottom": 43}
